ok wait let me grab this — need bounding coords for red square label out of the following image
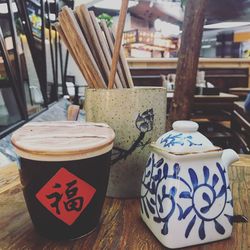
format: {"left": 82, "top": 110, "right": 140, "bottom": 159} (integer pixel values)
{"left": 36, "top": 168, "right": 96, "bottom": 225}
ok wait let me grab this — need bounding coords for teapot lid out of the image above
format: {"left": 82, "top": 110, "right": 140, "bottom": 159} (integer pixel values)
{"left": 155, "top": 120, "right": 219, "bottom": 154}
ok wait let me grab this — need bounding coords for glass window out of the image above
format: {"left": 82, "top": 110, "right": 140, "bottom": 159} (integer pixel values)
{"left": 0, "top": 4, "right": 45, "bottom": 118}
{"left": 19, "top": 33, "right": 44, "bottom": 114}
{"left": 0, "top": 87, "right": 22, "bottom": 133}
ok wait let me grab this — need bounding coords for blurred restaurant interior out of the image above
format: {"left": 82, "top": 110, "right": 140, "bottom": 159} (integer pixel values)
{"left": 0, "top": 0, "right": 250, "bottom": 156}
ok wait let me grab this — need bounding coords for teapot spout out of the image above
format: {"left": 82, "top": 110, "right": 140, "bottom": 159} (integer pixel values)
{"left": 222, "top": 149, "right": 239, "bottom": 169}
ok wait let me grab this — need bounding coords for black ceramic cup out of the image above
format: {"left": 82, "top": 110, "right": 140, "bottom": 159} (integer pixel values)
{"left": 11, "top": 122, "right": 115, "bottom": 240}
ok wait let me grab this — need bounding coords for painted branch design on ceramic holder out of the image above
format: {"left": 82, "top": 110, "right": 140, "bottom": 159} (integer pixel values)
{"left": 111, "top": 109, "right": 154, "bottom": 165}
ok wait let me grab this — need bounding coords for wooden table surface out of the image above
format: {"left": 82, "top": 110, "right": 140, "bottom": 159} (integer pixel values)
{"left": 0, "top": 156, "right": 249, "bottom": 250}
{"left": 167, "top": 92, "right": 239, "bottom": 101}
{"left": 167, "top": 92, "right": 239, "bottom": 106}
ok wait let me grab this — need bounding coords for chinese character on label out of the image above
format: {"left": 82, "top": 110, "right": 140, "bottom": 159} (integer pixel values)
{"left": 36, "top": 168, "right": 96, "bottom": 225}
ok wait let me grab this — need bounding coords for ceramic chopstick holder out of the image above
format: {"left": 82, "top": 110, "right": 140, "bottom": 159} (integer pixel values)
{"left": 85, "top": 87, "right": 167, "bottom": 197}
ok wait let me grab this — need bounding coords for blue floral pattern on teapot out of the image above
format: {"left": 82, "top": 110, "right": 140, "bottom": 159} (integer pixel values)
{"left": 159, "top": 133, "right": 202, "bottom": 148}
{"left": 141, "top": 153, "right": 233, "bottom": 240}
{"left": 140, "top": 121, "right": 238, "bottom": 249}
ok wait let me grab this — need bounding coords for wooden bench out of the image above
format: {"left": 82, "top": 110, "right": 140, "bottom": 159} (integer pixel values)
{"left": 197, "top": 121, "right": 233, "bottom": 149}
{"left": 166, "top": 92, "right": 239, "bottom": 122}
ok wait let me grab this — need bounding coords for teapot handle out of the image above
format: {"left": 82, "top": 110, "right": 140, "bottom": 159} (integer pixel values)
{"left": 222, "top": 149, "right": 239, "bottom": 169}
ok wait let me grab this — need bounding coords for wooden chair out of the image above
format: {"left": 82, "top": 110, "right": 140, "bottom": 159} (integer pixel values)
{"left": 229, "top": 88, "right": 250, "bottom": 101}
{"left": 198, "top": 121, "right": 233, "bottom": 149}
{"left": 65, "top": 75, "right": 79, "bottom": 105}
{"left": 231, "top": 101, "right": 250, "bottom": 154}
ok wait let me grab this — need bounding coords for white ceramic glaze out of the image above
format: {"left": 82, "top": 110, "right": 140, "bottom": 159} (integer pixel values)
{"left": 85, "top": 87, "right": 167, "bottom": 197}
{"left": 141, "top": 121, "right": 239, "bottom": 249}
{"left": 156, "top": 120, "right": 218, "bottom": 154}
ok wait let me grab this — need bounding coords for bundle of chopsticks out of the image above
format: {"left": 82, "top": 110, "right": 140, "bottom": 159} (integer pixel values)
{"left": 56, "top": 3, "right": 134, "bottom": 89}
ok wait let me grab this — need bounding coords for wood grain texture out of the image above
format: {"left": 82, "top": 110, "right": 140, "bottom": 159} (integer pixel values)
{"left": 74, "top": 6, "right": 105, "bottom": 81}
{"left": 100, "top": 20, "right": 129, "bottom": 89}
{"left": 59, "top": 7, "right": 106, "bottom": 88}
{"left": 56, "top": 18, "right": 95, "bottom": 89}
{"left": 58, "top": 14, "right": 97, "bottom": 89}
{"left": 108, "top": 0, "right": 129, "bottom": 89}
{"left": 0, "top": 155, "right": 249, "bottom": 249}
{"left": 0, "top": 162, "right": 19, "bottom": 195}
{"left": 75, "top": 6, "right": 109, "bottom": 86}
{"left": 110, "top": 25, "right": 134, "bottom": 88}
{"left": 11, "top": 122, "right": 115, "bottom": 162}
{"left": 89, "top": 11, "right": 123, "bottom": 89}
{"left": 169, "top": 0, "right": 208, "bottom": 125}
{"left": 67, "top": 105, "right": 80, "bottom": 121}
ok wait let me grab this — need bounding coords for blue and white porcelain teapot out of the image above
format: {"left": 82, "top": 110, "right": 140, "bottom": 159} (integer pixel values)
{"left": 140, "top": 120, "right": 239, "bottom": 249}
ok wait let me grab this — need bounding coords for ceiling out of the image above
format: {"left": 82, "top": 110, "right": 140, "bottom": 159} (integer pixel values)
{"left": 129, "top": 1, "right": 183, "bottom": 27}
{"left": 90, "top": 0, "right": 250, "bottom": 29}
{"left": 205, "top": 0, "right": 250, "bottom": 24}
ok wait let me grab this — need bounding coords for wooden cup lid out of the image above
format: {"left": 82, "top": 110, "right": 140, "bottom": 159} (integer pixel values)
{"left": 11, "top": 122, "right": 115, "bottom": 161}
